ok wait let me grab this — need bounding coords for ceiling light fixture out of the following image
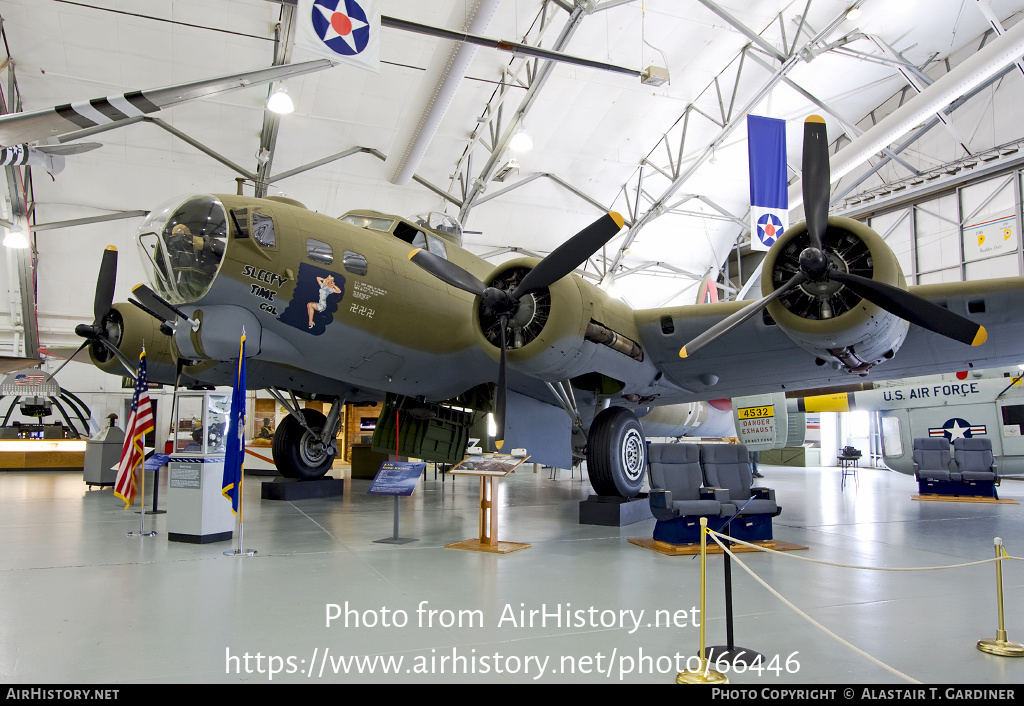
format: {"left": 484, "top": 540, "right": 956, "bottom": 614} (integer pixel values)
{"left": 3, "top": 224, "right": 28, "bottom": 249}
{"left": 267, "top": 84, "right": 294, "bottom": 115}
{"left": 509, "top": 128, "right": 533, "bottom": 152}
{"left": 846, "top": 7, "right": 862, "bottom": 20}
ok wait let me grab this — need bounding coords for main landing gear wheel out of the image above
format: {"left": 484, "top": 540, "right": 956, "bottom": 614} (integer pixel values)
{"left": 586, "top": 406, "right": 646, "bottom": 498}
{"left": 272, "top": 408, "right": 335, "bottom": 480}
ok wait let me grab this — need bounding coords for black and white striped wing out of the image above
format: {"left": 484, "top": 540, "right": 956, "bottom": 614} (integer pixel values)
{"left": 0, "top": 58, "right": 336, "bottom": 146}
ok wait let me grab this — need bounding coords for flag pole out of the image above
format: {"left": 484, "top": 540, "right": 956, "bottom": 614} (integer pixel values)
{"left": 225, "top": 328, "right": 255, "bottom": 557}
{"left": 127, "top": 346, "right": 156, "bottom": 538}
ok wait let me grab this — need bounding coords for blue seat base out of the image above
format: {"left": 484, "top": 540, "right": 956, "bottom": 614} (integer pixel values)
{"left": 917, "top": 478, "right": 998, "bottom": 498}
{"left": 653, "top": 513, "right": 774, "bottom": 545}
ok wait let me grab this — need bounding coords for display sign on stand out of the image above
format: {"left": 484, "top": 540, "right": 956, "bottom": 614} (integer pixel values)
{"left": 445, "top": 453, "right": 531, "bottom": 554}
{"left": 368, "top": 461, "right": 425, "bottom": 544}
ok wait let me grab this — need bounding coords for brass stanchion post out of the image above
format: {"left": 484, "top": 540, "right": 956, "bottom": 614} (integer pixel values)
{"left": 677, "top": 517, "right": 728, "bottom": 684}
{"left": 978, "top": 537, "right": 1024, "bottom": 656}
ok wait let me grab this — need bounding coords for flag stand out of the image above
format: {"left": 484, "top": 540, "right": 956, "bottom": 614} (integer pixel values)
{"left": 117, "top": 347, "right": 157, "bottom": 537}
{"left": 224, "top": 474, "right": 256, "bottom": 557}
{"left": 126, "top": 464, "right": 156, "bottom": 538}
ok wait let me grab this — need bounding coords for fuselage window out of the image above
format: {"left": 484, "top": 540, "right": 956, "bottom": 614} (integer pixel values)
{"left": 343, "top": 251, "right": 368, "bottom": 276}
{"left": 252, "top": 212, "right": 276, "bottom": 247}
{"left": 880, "top": 415, "right": 903, "bottom": 458}
{"left": 307, "top": 238, "right": 334, "bottom": 266}
{"left": 1000, "top": 404, "right": 1024, "bottom": 434}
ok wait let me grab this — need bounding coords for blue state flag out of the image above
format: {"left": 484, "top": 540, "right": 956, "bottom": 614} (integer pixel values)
{"left": 222, "top": 332, "right": 247, "bottom": 515}
{"left": 747, "top": 115, "right": 788, "bottom": 252}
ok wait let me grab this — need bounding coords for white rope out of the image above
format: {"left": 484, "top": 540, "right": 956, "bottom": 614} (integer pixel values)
{"left": 706, "top": 529, "right": 1001, "bottom": 571}
{"left": 706, "top": 531, "right": 921, "bottom": 684}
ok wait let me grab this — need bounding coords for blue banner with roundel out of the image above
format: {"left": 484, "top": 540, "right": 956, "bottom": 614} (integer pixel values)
{"left": 747, "top": 115, "right": 789, "bottom": 252}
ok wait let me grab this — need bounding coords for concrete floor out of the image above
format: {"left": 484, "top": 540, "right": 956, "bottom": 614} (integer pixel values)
{"left": 2, "top": 462, "right": 1024, "bottom": 685}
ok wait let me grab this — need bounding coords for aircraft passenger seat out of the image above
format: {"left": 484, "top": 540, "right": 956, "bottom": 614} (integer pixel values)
{"left": 952, "top": 437, "right": 999, "bottom": 498}
{"left": 912, "top": 437, "right": 955, "bottom": 482}
{"left": 648, "top": 443, "right": 734, "bottom": 520}
{"left": 647, "top": 443, "right": 734, "bottom": 545}
{"left": 699, "top": 443, "right": 781, "bottom": 541}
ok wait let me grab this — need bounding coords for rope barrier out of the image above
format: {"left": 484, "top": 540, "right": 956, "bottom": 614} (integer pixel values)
{"left": 706, "top": 530, "right": 922, "bottom": 684}
{"left": 706, "top": 529, "right": 1003, "bottom": 571}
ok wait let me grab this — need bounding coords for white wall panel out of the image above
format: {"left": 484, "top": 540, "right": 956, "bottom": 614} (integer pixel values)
{"left": 914, "top": 194, "right": 961, "bottom": 277}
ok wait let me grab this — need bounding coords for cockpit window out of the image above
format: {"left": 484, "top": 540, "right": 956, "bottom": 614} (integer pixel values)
{"left": 415, "top": 212, "right": 463, "bottom": 246}
{"left": 426, "top": 234, "right": 447, "bottom": 259}
{"left": 137, "top": 195, "right": 228, "bottom": 305}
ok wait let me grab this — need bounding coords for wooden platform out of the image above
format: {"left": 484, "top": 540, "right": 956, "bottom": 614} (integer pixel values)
{"left": 628, "top": 538, "right": 808, "bottom": 556}
{"left": 444, "top": 538, "right": 531, "bottom": 554}
{"left": 912, "top": 494, "right": 1019, "bottom": 505}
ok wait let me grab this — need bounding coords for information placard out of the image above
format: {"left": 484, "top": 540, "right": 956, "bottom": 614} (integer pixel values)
{"left": 368, "top": 461, "right": 425, "bottom": 496}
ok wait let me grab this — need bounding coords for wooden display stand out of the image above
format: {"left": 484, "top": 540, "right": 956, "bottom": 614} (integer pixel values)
{"left": 445, "top": 454, "right": 531, "bottom": 554}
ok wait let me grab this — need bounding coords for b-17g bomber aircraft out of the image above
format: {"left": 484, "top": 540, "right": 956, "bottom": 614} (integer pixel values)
{"left": 55, "top": 117, "right": 1023, "bottom": 500}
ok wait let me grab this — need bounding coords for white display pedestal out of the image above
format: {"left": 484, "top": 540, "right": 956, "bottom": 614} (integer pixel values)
{"left": 166, "top": 455, "right": 234, "bottom": 544}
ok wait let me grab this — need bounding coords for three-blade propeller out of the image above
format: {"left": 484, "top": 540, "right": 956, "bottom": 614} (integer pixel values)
{"left": 64, "top": 246, "right": 138, "bottom": 378}
{"left": 409, "top": 212, "right": 625, "bottom": 447}
{"left": 680, "top": 115, "right": 987, "bottom": 360}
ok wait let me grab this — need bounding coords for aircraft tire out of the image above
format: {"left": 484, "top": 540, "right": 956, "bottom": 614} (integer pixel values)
{"left": 586, "top": 406, "right": 646, "bottom": 498}
{"left": 272, "top": 408, "right": 335, "bottom": 480}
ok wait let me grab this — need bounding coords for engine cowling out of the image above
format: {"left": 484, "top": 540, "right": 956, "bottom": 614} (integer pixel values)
{"left": 763, "top": 216, "right": 909, "bottom": 374}
{"left": 88, "top": 303, "right": 181, "bottom": 384}
{"left": 476, "top": 258, "right": 593, "bottom": 380}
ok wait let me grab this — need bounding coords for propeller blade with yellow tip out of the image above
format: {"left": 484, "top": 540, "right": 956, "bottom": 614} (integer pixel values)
{"left": 512, "top": 212, "right": 625, "bottom": 300}
{"left": 802, "top": 115, "right": 830, "bottom": 251}
{"left": 94, "top": 246, "right": 118, "bottom": 328}
{"left": 829, "top": 271, "right": 988, "bottom": 347}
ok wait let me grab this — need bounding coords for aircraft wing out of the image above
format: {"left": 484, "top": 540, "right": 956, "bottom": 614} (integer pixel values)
{"left": 636, "top": 276, "right": 1024, "bottom": 403}
{"left": 0, "top": 59, "right": 335, "bottom": 146}
{"left": 0, "top": 356, "right": 43, "bottom": 374}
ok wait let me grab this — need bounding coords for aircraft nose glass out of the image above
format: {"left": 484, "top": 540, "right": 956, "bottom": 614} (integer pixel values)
{"left": 137, "top": 194, "right": 228, "bottom": 305}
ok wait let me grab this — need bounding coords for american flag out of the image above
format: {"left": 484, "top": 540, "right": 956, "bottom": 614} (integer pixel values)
{"left": 114, "top": 350, "right": 154, "bottom": 508}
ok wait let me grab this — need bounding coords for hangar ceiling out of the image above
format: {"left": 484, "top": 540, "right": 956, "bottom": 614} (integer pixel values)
{"left": 1, "top": 0, "right": 1024, "bottom": 359}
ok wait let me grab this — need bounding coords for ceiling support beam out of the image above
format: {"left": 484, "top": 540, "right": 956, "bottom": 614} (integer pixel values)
{"left": 30, "top": 211, "right": 149, "bottom": 232}
{"left": 144, "top": 118, "right": 258, "bottom": 181}
{"left": 695, "top": 0, "right": 786, "bottom": 62}
{"left": 745, "top": 48, "right": 922, "bottom": 177}
{"left": 382, "top": 1, "right": 502, "bottom": 185}
{"left": 792, "top": 17, "right": 1024, "bottom": 211}
{"left": 599, "top": 5, "right": 856, "bottom": 289}
{"left": 254, "top": 2, "right": 297, "bottom": 197}
{"left": 474, "top": 171, "right": 624, "bottom": 218}
{"left": 866, "top": 34, "right": 973, "bottom": 156}
{"left": 973, "top": 0, "right": 1024, "bottom": 76}
{"left": 829, "top": 61, "right": 1018, "bottom": 205}
{"left": 457, "top": 4, "right": 589, "bottom": 224}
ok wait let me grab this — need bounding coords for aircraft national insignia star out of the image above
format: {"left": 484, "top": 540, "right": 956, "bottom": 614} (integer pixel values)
{"left": 312, "top": 0, "right": 371, "bottom": 55}
{"left": 929, "top": 417, "right": 987, "bottom": 443}
{"left": 756, "top": 212, "right": 784, "bottom": 248}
